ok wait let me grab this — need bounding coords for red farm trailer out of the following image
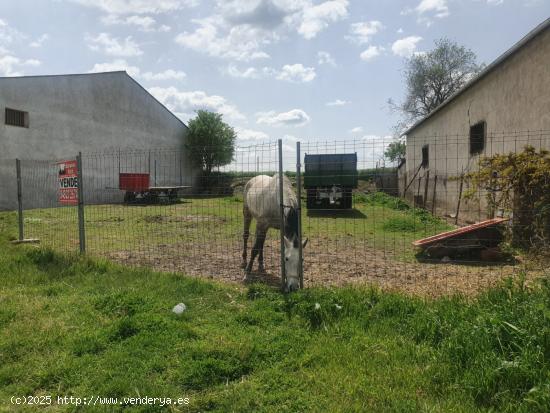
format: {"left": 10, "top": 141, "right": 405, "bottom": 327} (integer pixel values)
{"left": 119, "top": 173, "right": 190, "bottom": 204}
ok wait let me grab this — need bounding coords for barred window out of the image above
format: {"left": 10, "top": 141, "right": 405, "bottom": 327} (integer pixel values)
{"left": 421, "top": 144, "right": 429, "bottom": 168}
{"left": 5, "top": 108, "right": 29, "bottom": 128}
{"left": 470, "top": 121, "right": 486, "bottom": 155}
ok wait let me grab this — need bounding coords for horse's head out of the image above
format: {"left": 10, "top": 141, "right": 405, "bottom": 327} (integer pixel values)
{"left": 283, "top": 236, "right": 308, "bottom": 292}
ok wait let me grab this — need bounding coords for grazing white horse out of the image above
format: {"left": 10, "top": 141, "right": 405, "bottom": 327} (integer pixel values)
{"left": 242, "top": 174, "right": 307, "bottom": 292}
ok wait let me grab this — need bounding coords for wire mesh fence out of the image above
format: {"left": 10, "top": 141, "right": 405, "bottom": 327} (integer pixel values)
{"left": 6, "top": 130, "right": 549, "bottom": 297}
{"left": 17, "top": 158, "right": 79, "bottom": 253}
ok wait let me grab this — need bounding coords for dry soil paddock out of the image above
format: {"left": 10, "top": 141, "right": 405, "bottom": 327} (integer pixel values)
{"left": 19, "top": 194, "right": 544, "bottom": 298}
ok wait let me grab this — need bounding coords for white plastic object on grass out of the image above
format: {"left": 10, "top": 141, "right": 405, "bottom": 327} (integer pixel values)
{"left": 172, "top": 303, "right": 186, "bottom": 314}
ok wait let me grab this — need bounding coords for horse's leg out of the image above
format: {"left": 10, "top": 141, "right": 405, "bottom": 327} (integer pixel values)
{"left": 246, "top": 223, "right": 267, "bottom": 276}
{"left": 257, "top": 227, "right": 268, "bottom": 273}
{"left": 242, "top": 206, "right": 252, "bottom": 269}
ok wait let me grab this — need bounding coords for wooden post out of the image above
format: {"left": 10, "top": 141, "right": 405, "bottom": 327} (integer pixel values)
{"left": 431, "top": 175, "right": 438, "bottom": 214}
{"left": 455, "top": 169, "right": 464, "bottom": 225}
{"left": 416, "top": 176, "right": 422, "bottom": 207}
{"left": 423, "top": 170, "right": 430, "bottom": 209}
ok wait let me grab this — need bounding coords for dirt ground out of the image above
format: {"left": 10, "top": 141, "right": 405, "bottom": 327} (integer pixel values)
{"left": 103, "top": 235, "right": 545, "bottom": 299}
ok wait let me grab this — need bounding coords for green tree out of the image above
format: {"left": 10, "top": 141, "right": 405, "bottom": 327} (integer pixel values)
{"left": 186, "top": 110, "right": 236, "bottom": 175}
{"left": 384, "top": 141, "right": 406, "bottom": 163}
{"left": 390, "top": 38, "right": 483, "bottom": 133}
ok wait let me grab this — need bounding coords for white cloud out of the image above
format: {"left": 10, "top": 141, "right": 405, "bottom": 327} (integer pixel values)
{"left": 0, "top": 18, "right": 26, "bottom": 45}
{"left": 346, "top": 20, "right": 383, "bottom": 44}
{"left": 486, "top": 0, "right": 504, "bottom": 4}
{"left": 0, "top": 19, "right": 41, "bottom": 76}
{"left": 174, "top": 1, "right": 349, "bottom": 61}
{"left": 224, "top": 63, "right": 315, "bottom": 83}
{"left": 257, "top": 109, "right": 310, "bottom": 127}
{"left": 403, "top": 0, "right": 449, "bottom": 25}
{"left": 0, "top": 55, "right": 41, "bottom": 76}
{"left": 297, "top": 0, "right": 349, "bottom": 39}
{"left": 149, "top": 86, "right": 245, "bottom": 121}
{"left": 349, "top": 126, "right": 363, "bottom": 134}
{"left": 221, "top": 0, "right": 293, "bottom": 29}
{"left": 142, "top": 69, "right": 186, "bottom": 81}
{"left": 225, "top": 64, "right": 263, "bottom": 79}
{"left": 88, "top": 60, "right": 185, "bottom": 81}
{"left": 276, "top": 63, "right": 316, "bottom": 83}
{"left": 219, "top": 0, "right": 348, "bottom": 40}
{"left": 69, "top": 0, "right": 197, "bottom": 15}
{"left": 360, "top": 45, "right": 382, "bottom": 61}
{"left": 125, "top": 15, "right": 156, "bottom": 29}
{"left": 397, "top": 27, "right": 404, "bottom": 34}
{"left": 326, "top": 99, "right": 349, "bottom": 106}
{"left": 416, "top": 0, "right": 449, "bottom": 18}
{"left": 392, "top": 36, "right": 422, "bottom": 57}
{"left": 86, "top": 33, "right": 143, "bottom": 57}
{"left": 236, "top": 127, "right": 270, "bottom": 141}
{"left": 88, "top": 59, "right": 140, "bottom": 77}
{"left": 29, "top": 34, "right": 49, "bottom": 48}
{"left": 317, "top": 51, "right": 336, "bottom": 66}
{"left": 101, "top": 14, "right": 172, "bottom": 31}
{"left": 174, "top": 16, "right": 272, "bottom": 61}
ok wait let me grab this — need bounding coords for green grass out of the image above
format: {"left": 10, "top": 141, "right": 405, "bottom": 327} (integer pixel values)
{"left": 0, "top": 212, "right": 549, "bottom": 412}
{"left": 17, "top": 191, "right": 452, "bottom": 262}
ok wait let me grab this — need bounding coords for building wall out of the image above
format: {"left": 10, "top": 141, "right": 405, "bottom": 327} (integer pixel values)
{"left": 0, "top": 72, "right": 197, "bottom": 210}
{"left": 402, "top": 27, "right": 550, "bottom": 223}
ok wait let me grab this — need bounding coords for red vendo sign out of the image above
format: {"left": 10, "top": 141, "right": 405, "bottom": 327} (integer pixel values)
{"left": 57, "top": 160, "right": 78, "bottom": 205}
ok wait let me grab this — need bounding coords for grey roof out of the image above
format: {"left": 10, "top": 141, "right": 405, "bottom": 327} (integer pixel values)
{"left": 403, "top": 17, "right": 550, "bottom": 136}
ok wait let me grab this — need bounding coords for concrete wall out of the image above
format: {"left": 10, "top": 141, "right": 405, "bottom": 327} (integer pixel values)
{"left": 0, "top": 71, "right": 197, "bottom": 210}
{"left": 402, "top": 27, "right": 550, "bottom": 223}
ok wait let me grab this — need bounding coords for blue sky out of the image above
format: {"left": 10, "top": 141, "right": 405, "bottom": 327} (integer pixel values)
{"left": 0, "top": 0, "right": 548, "bottom": 149}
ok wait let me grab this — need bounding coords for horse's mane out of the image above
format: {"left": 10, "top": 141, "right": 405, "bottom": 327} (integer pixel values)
{"left": 284, "top": 206, "right": 299, "bottom": 247}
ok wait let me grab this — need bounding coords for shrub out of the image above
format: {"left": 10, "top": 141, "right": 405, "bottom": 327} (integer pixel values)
{"left": 463, "top": 146, "right": 550, "bottom": 249}
{"left": 383, "top": 216, "right": 418, "bottom": 232}
{"left": 356, "top": 191, "right": 410, "bottom": 210}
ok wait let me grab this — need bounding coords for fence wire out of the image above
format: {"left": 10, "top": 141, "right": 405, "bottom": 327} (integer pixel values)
{"left": 17, "top": 158, "right": 79, "bottom": 253}
{"left": 7, "top": 130, "right": 550, "bottom": 298}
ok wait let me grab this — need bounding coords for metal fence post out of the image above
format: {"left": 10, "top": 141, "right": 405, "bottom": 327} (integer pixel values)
{"left": 296, "top": 141, "right": 303, "bottom": 289}
{"left": 16, "top": 159, "right": 24, "bottom": 241}
{"left": 278, "top": 139, "right": 286, "bottom": 288}
{"left": 76, "top": 152, "right": 86, "bottom": 253}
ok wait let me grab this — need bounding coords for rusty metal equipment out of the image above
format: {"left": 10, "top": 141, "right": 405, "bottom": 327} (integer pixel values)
{"left": 119, "top": 172, "right": 190, "bottom": 204}
{"left": 413, "top": 218, "right": 509, "bottom": 260}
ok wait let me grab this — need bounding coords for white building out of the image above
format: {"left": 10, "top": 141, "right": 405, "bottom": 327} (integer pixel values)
{"left": 0, "top": 71, "right": 197, "bottom": 210}
{"left": 400, "top": 19, "right": 550, "bottom": 223}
